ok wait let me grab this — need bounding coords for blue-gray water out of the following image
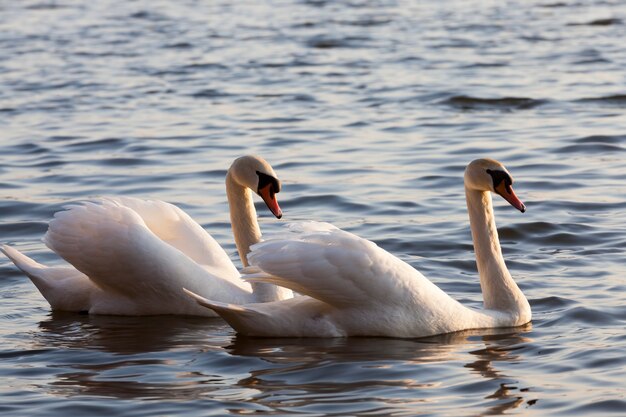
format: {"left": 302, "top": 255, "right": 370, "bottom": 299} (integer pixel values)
{"left": 1, "top": 0, "right": 625, "bottom": 415}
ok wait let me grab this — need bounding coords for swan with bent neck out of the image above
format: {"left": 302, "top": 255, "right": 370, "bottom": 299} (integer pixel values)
{"left": 186, "top": 158, "right": 532, "bottom": 337}
{"left": 1, "top": 155, "right": 292, "bottom": 316}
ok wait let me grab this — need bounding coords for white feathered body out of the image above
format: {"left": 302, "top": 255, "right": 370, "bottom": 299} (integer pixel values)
{"left": 188, "top": 222, "right": 522, "bottom": 337}
{"left": 2, "top": 197, "right": 277, "bottom": 316}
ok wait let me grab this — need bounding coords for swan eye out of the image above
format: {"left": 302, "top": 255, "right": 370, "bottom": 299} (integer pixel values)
{"left": 486, "top": 169, "right": 512, "bottom": 193}
{"left": 256, "top": 171, "right": 281, "bottom": 195}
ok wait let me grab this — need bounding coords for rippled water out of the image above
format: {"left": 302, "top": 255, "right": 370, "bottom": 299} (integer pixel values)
{"left": 1, "top": 0, "right": 626, "bottom": 415}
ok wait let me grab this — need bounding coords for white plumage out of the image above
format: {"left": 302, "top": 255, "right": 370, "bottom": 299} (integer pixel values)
{"left": 2, "top": 156, "right": 291, "bottom": 316}
{"left": 186, "top": 159, "right": 532, "bottom": 337}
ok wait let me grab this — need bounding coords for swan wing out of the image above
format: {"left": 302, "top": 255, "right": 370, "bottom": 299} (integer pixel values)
{"left": 106, "top": 197, "right": 239, "bottom": 279}
{"left": 247, "top": 221, "right": 447, "bottom": 309}
{"left": 43, "top": 200, "right": 250, "bottom": 303}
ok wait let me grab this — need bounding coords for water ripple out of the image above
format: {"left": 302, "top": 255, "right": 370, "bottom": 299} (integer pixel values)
{"left": 440, "top": 95, "right": 547, "bottom": 111}
{"left": 577, "top": 94, "right": 626, "bottom": 107}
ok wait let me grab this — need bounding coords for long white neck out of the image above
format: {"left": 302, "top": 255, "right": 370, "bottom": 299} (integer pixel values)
{"left": 465, "top": 187, "right": 530, "bottom": 320}
{"left": 226, "top": 171, "right": 290, "bottom": 302}
{"left": 226, "top": 172, "right": 261, "bottom": 267}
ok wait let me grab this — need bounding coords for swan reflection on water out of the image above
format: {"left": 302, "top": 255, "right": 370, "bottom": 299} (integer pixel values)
{"left": 31, "top": 313, "right": 536, "bottom": 414}
{"left": 35, "top": 312, "right": 232, "bottom": 353}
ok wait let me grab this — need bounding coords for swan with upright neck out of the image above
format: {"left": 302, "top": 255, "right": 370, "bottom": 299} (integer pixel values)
{"left": 186, "top": 158, "right": 532, "bottom": 337}
{"left": 1, "top": 155, "right": 292, "bottom": 316}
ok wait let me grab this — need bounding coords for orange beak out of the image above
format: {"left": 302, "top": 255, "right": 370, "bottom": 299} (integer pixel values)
{"left": 258, "top": 184, "right": 282, "bottom": 219}
{"left": 495, "top": 182, "right": 526, "bottom": 213}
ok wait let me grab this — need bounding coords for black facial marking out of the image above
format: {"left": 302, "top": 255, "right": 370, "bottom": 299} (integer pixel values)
{"left": 486, "top": 169, "right": 513, "bottom": 194}
{"left": 257, "top": 171, "right": 281, "bottom": 195}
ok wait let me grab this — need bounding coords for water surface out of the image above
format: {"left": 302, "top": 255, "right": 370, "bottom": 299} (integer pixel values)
{"left": 1, "top": 0, "right": 625, "bottom": 415}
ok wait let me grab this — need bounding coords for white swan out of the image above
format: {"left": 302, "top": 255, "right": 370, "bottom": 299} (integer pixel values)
{"left": 185, "top": 158, "right": 532, "bottom": 337}
{"left": 1, "top": 155, "right": 292, "bottom": 316}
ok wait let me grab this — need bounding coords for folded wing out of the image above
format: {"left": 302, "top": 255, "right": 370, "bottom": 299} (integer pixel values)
{"left": 105, "top": 197, "right": 239, "bottom": 278}
{"left": 43, "top": 198, "right": 248, "bottom": 303}
{"left": 247, "top": 221, "right": 447, "bottom": 309}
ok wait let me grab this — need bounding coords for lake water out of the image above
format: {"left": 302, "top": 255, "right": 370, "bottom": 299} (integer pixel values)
{"left": 1, "top": 0, "right": 625, "bottom": 415}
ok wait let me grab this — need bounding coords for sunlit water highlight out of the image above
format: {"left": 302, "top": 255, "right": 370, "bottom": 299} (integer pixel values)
{"left": 1, "top": 0, "right": 625, "bottom": 415}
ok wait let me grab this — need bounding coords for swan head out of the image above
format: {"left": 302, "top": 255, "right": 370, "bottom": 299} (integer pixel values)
{"left": 464, "top": 158, "right": 526, "bottom": 213}
{"left": 229, "top": 155, "right": 283, "bottom": 218}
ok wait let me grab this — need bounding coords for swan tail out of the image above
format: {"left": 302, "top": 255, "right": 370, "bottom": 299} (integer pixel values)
{"left": 0, "top": 245, "right": 94, "bottom": 311}
{"left": 2, "top": 244, "right": 41, "bottom": 273}
{"left": 1, "top": 245, "right": 58, "bottom": 289}
{"left": 183, "top": 288, "right": 270, "bottom": 332}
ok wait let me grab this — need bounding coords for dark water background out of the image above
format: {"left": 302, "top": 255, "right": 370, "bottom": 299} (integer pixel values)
{"left": 1, "top": 0, "right": 625, "bottom": 415}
